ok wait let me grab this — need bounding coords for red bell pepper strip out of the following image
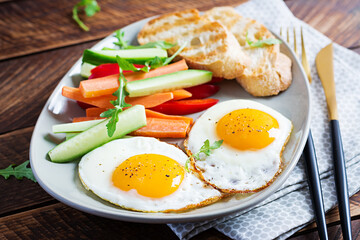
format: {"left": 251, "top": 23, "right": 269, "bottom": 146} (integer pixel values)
{"left": 209, "top": 77, "right": 224, "bottom": 84}
{"left": 150, "top": 98, "right": 219, "bottom": 115}
{"left": 185, "top": 84, "right": 220, "bottom": 99}
{"left": 77, "top": 101, "right": 96, "bottom": 109}
{"left": 88, "top": 63, "right": 145, "bottom": 79}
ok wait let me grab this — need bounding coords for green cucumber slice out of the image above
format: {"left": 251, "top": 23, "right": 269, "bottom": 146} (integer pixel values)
{"left": 126, "top": 70, "right": 213, "bottom": 97}
{"left": 53, "top": 119, "right": 104, "bottom": 133}
{"left": 80, "top": 62, "right": 96, "bottom": 78}
{"left": 65, "top": 132, "right": 79, "bottom": 140}
{"left": 48, "top": 105, "right": 146, "bottom": 163}
{"left": 82, "top": 48, "right": 168, "bottom": 66}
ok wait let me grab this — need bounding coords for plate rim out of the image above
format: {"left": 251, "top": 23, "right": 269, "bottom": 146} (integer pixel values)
{"left": 30, "top": 16, "right": 311, "bottom": 224}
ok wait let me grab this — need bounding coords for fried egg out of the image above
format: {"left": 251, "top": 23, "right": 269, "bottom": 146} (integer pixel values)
{"left": 185, "top": 99, "right": 292, "bottom": 193}
{"left": 78, "top": 137, "right": 222, "bottom": 212}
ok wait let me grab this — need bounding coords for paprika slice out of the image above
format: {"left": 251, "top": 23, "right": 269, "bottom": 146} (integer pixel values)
{"left": 150, "top": 98, "right": 219, "bottom": 115}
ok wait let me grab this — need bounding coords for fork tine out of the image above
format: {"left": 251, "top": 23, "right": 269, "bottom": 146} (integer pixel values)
{"left": 286, "top": 27, "right": 290, "bottom": 44}
{"left": 293, "top": 27, "right": 299, "bottom": 58}
{"left": 301, "top": 27, "right": 312, "bottom": 83}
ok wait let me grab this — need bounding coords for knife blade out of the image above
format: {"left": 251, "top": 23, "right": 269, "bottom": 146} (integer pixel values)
{"left": 316, "top": 43, "right": 352, "bottom": 240}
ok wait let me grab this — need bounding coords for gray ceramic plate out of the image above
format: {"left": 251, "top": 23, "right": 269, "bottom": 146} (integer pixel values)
{"left": 29, "top": 17, "right": 310, "bottom": 224}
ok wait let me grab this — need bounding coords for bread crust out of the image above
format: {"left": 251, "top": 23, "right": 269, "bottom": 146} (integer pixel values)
{"left": 203, "top": 7, "right": 292, "bottom": 96}
{"left": 138, "top": 9, "right": 250, "bottom": 79}
{"left": 138, "top": 7, "right": 292, "bottom": 96}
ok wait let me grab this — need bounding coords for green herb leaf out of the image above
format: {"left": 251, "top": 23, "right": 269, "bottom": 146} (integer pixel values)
{"left": 0, "top": 160, "right": 37, "bottom": 182}
{"left": 210, "top": 140, "right": 224, "bottom": 150}
{"left": 72, "top": 0, "right": 100, "bottom": 32}
{"left": 185, "top": 139, "right": 223, "bottom": 172}
{"left": 246, "top": 32, "right": 282, "bottom": 48}
{"left": 126, "top": 41, "right": 176, "bottom": 50}
{"left": 143, "top": 41, "right": 187, "bottom": 70}
{"left": 163, "top": 41, "right": 187, "bottom": 65}
{"left": 105, "top": 108, "right": 120, "bottom": 137}
{"left": 185, "top": 159, "right": 190, "bottom": 173}
{"left": 84, "top": 0, "right": 100, "bottom": 16}
{"left": 114, "top": 29, "right": 129, "bottom": 49}
{"left": 145, "top": 56, "right": 164, "bottom": 69}
{"left": 113, "top": 29, "right": 175, "bottom": 50}
{"left": 116, "top": 57, "right": 149, "bottom": 73}
{"left": 101, "top": 55, "right": 132, "bottom": 137}
{"left": 100, "top": 108, "right": 116, "bottom": 118}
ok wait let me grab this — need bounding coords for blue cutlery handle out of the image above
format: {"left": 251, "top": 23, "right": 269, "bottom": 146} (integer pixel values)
{"left": 331, "top": 120, "right": 352, "bottom": 240}
{"left": 304, "top": 130, "right": 328, "bottom": 240}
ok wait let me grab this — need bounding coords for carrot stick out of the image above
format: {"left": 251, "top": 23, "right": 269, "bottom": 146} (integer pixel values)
{"left": 79, "top": 59, "right": 188, "bottom": 98}
{"left": 86, "top": 107, "right": 107, "bottom": 117}
{"left": 145, "top": 109, "right": 193, "bottom": 124}
{"left": 171, "top": 89, "right": 192, "bottom": 100}
{"left": 62, "top": 86, "right": 115, "bottom": 108}
{"left": 130, "top": 117, "right": 191, "bottom": 138}
{"left": 125, "top": 92, "right": 173, "bottom": 108}
{"left": 63, "top": 86, "right": 173, "bottom": 109}
{"left": 72, "top": 117, "right": 106, "bottom": 123}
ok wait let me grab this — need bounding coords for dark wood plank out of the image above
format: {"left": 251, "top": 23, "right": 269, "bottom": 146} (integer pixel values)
{"left": 1, "top": 0, "right": 360, "bottom": 61}
{"left": 0, "top": 202, "right": 229, "bottom": 240}
{"left": 354, "top": 47, "right": 360, "bottom": 55}
{"left": 0, "top": 0, "right": 246, "bottom": 61}
{"left": 0, "top": 127, "right": 54, "bottom": 216}
{"left": 0, "top": 41, "right": 95, "bottom": 134}
{"left": 286, "top": 0, "right": 360, "bottom": 48}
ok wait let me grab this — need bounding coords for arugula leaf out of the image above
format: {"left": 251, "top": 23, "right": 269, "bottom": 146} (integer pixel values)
{"left": 145, "top": 56, "right": 164, "bottom": 69}
{"left": 0, "top": 160, "right": 37, "bottom": 182}
{"left": 144, "top": 41, "right": 187, "bottom": 70}
{"left": 113, "top": 29, "right": 176, "bottom": 50}
{"left": 73, "top": 0, "right": 100, "bottom": 32}
{"left": 126, "top": 41, "right": 176, "bottom": 50}
{"left": 100, "top": 56, "right": 132, "bottom": 137}
{"left": 185, "top": 139, "right": 223, "bottom": 172}
{"left": 114, "top": 29, "right": 129, "bottom": 49}
{"left": 246, "top": 32, "right": 282, "bottom": 48}
{"left": 163, "top": 42, "right": 187, "bottom": 65}
{"left": 116, "top": 57, "right": 150, "bottom": 72}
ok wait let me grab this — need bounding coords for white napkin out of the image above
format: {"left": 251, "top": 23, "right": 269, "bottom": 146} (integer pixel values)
{"left": 168, "top": 0, "right": 360, "bottom": 239}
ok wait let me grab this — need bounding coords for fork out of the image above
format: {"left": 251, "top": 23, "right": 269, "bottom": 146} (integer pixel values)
{"left": 281, "top": 27, "right": 328, "bottom": 240}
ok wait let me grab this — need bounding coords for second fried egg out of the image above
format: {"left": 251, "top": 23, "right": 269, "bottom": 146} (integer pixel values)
{"left": 185, "top": 99, "right": 292, "bottom": 193}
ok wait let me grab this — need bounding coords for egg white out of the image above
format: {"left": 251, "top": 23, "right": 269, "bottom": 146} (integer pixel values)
{"left": 78, "top": 137, "right": 222, "bottom": 212}
{"left": 185, "top": 99, "right": 293, "bottom": 193}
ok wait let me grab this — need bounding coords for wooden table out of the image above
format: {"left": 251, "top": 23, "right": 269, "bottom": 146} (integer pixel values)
{"left": 1, "top": 0, "right": 359, "bottom": 239}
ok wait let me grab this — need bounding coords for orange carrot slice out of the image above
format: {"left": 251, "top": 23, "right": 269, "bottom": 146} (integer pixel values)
{"left": 86, "top": 107, "right": 107, "bottom": 117}
{"left": 63, "top": 86, "right": 116, "bottom": 108}
{"left": 130, "top": 117, "right": 191, "bottom": 138}
{"left": 125, "top": 92, "right": 173, "bottom": 108}
{"left": 171, "top": 89, "right": 192, "bottom": 100}
{"left": 79, "top": 59, "right": 188, "bottom": 98}
{"left": 72, "top": 117, "right": 106, "bottom": 123}
{"left": 63, "top": 86, "right": 173, "bottom": 109}
{"left": 145, "top": 109, "right": 193, "bottom": 124}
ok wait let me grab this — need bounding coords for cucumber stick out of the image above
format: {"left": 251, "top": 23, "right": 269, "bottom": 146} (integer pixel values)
{"left": 80, "top": 62, "right": 96, "bottom": 78}
{"left": 126, "top": 70, "right": 212, "bottom": 97}
{"left": 53, "top": 119, "right": 104, "bottom": 133}
{"left": 66, "top": 132, "right": 78, "bottom": 140}
{"left": 82, "top": 48, "right": 168, "bottom": 66}
{"left": 48, "top": 105, "right": 146, "bottom": 163}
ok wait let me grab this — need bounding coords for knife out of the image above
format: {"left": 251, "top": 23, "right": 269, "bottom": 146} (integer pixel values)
{"left": 316, "top": 43, "right": 352, "bottom": 240}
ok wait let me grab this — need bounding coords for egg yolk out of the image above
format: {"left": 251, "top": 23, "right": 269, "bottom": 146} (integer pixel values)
{"left": 112, "top": 154, "right": 185, "bottom": 198}
{"left": 216, "top": 109, "right": 279, "bottom": 150}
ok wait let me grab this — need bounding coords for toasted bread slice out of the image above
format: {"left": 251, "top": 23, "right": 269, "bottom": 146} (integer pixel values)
{"left": 138, "top": 9, "right": 250, "bottom": 79}
{"left": 203, "top": 7, "right": 292, "bottom": 96}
